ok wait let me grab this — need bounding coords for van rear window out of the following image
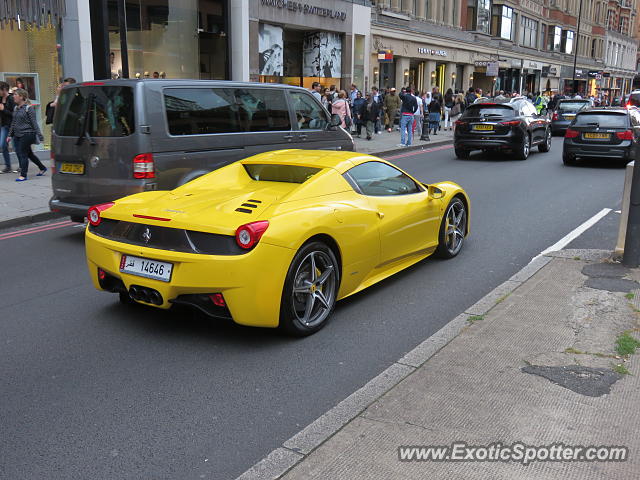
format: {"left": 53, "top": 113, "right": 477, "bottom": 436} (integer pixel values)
{"left": 243, "top": 164, "right": 320, "bottom": 183}
{"left": 164, "top": 88, "right": 291, "bottom": 135}
{"left": 54, "top": 86, "right": 134, "bottom": 137}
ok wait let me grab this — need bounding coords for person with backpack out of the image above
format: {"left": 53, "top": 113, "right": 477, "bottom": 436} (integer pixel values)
{"left": 7, "top": 88, "right": 46, "bottom": 181}
{"left": 332, "top": 90, "right": 352, "bottom": 130}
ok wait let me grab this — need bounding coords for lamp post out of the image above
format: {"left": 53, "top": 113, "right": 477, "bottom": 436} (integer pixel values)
{"left": 571, "top": 0, "right": 583, "bottom": 95}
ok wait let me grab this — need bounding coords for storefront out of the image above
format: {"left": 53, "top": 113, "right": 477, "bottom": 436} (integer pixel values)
{"left": 0, "top": 8, "right": 64, "bottom": 148}
{"left": 540, "top": 65, "right": 560, "bottom": 93}
{"left": 251, "top": 0, "right": 370, "bottom": 91}
{"left": 559, "top": 65, "right": 587, "bottom": 96}
{"left": 105, "top": 0, "right": 230, "bottom": 80}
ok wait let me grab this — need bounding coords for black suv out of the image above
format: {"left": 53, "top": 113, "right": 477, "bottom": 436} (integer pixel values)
{"left": 562, "top": 107, "right": 640, "bottom": 166}
{"left": 454, "top": 98, "right": 551, "bottom": 160}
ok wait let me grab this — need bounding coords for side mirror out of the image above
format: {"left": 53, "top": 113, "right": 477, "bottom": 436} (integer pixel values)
{"left": 427, "top": 185, "right": 445, "bottom": 199}
{"left": 328, "top": 114, "right": 341, "bottom": 128}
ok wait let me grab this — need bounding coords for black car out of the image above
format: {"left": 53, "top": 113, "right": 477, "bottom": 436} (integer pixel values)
{"left": 562, "top": 107, "right": 640, "bottom": 166}
{"left": 454, "top": 98, "right": 551, "bottom": 160}
{"left": 550, "top": 99, "right": 591, "bottom": 135}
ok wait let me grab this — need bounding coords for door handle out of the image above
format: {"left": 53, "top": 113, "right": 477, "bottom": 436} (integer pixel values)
{"left": 377, "top": 211, "right": 385, "bottom": 219}
{"left": 283, "top": 134, "right": 293, "bottom": 140}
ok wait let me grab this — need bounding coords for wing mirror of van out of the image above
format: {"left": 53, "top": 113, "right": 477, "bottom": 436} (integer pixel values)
{"left": 328, "top": 114, "right": 342, "bottom": 128}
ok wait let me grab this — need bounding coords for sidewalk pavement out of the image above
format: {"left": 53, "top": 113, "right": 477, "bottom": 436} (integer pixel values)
{"left": 0, "top": 129, "right": 454, "bottom": 230}
{"left": 240, "top": 248, "right": 640, "bottom": 479}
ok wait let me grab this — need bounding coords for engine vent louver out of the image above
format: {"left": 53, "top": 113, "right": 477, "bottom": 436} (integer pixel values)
{"left": 235, "top": 199, "right": 262, "bottom": 214}
{"left": 235, "top": 208, "right": 253, "bottom": 214}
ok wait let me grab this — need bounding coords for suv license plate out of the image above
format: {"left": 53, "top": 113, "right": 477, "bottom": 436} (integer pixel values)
{"left": 120, "top": 255, "right": 173, "bottom": 282}
{"left": 472, "top": 124, "right": 494, "bottom": 131}
{"left": 584, "top": 133, "right": 610, "bottom": 139}
{"left": 60, "top": 162, "right": 85, "bottom": 174}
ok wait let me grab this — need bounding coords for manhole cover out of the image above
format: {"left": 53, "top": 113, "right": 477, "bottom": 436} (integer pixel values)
{"left": 522, "top": 365, "right": 621, "bottom": 397}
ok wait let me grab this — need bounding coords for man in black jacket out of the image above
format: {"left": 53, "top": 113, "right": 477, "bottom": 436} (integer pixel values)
{"left": 398, "top": 88, "right": 418, "bottom": 146}
{"left": 0, "top": 81, "right": 16, "bottom": 173}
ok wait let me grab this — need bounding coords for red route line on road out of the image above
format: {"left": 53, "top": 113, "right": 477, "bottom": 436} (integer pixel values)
{"left": 385, "top": 144, "right": 453, "bottom": 161}
{"left": 0, "top": 221, "right": 75, "bottom": 241}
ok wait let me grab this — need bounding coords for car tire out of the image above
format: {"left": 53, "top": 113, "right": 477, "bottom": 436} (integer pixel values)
{"left": 515, "top": 134, "right": 530, "bottom": 160}
{"left": 279, "top": 241, "right": 340, "bottom": 337}
{"left": 538, "top": 129, "right": 552, "bottom": 153}
{"left": 562, "top": 153, "right": 576, "bottom": 166}
{"left": 454, "top": 147, "right": 470, "bottom": 159}
{"left": 435, "top": 197, "right": 467, "bottom": 259}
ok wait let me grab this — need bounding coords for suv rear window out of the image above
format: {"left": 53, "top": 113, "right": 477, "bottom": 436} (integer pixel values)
{"left": 461, "top": 105, "right": 515, "bottom": 119}
{"left": 164, "top": 87, "right": 291, "bottom": 135}
{"left": 558, "top": 101, "right": 590, "bottom": 112}
{"left": 54, "top": 86, "right": 134, "bottom": 137}
{"left": 243, "top": 164, "right": 320, "bottom": 183}
{"left": 574, "top": 113, "right": 628, "bottom": 128}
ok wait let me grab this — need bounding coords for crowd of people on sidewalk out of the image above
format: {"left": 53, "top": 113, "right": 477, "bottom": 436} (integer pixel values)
{"left": 312, "top": 82, "right": 486, "bottom": 147}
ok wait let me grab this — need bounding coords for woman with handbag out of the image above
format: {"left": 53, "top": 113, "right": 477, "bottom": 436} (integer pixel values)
{"left": 449, "top": 93, "right": 465, "bottom": 131}
{"left": 7, "top": 88, "right": 46, "bottom": 182}
{"left": 332, "top": 90, "right": 352, "bottom": 130}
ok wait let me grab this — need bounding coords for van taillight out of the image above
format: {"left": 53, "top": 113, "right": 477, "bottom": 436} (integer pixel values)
{"left": 133, "top": 153, "right": 155, "bottom": 179}
{"left": 50, "top": 151, "right": 56, "bottom": 174}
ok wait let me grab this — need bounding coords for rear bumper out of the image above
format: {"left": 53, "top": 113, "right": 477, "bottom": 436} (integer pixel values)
{"left": 454, "top": 137, "right": 523, "bottom": 150}
{"left": 49, "top": 198, "right": 90, "bottom": 218}
{"left": 563, "top": 140, "right": 634, "bottom": 159}
{"left": 85, "top": 229, "right": 295, "bottom": 328}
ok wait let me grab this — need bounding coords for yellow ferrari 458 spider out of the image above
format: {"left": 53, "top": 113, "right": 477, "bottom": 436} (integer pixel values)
{"left": 85, "top": 150, "right": 470, "bottom": 336}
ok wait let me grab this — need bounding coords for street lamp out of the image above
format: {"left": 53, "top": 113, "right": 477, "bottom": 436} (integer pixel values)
{"left": 572, "top": 0, "right": 583, "bottom": 95}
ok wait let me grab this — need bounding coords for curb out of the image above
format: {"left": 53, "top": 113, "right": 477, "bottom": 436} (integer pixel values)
{"left": 0, "top": 211, "right": 63, "bottom": 231}
{"left": 358, "top": 138, "right": 453, "bottom": 158}
{"left": 236, "top": 254, "right": 557, "bottom": 480}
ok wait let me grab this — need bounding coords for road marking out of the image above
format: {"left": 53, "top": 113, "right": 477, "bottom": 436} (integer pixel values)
{"left": 385, "top": 144, "right": 453, "bottom": 161}
{"left": 530, "top": 207, "right": 612, "bottom": 262}
{"left": 0, "top": 220, "right": 74, "bottom": 241}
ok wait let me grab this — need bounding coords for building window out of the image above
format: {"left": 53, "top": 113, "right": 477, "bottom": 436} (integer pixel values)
{"left": 491, "top": 5, "right": 514, "bottom": 40}
{"left": 477, "top": 0, "right": 491, "bottom": 34}
{"left": 553, "top": 26, "right": 562, "bottom": 51}
{"left": 561, "top": 30, "right": 575, "bottom": 54}
{"left": 519, "top": 16, "right": 538, "bottom": 49}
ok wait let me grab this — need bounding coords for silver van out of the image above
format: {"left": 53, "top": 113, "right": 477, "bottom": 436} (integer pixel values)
{"left": 49, "top": 79, "right": 353, "bottom": 221}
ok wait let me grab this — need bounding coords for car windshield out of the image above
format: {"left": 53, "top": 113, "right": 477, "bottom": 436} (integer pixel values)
{"left": 243, "top": 164, "right": 321, "bottom": 183}
{"left": 574, "top": 113, "right": 628, "bottom": 128}
{"left": 461, "top": 105, "right": 515, "bottom": 119}
{"left": 558, "top": 102, "right": 589, "bottom": 112}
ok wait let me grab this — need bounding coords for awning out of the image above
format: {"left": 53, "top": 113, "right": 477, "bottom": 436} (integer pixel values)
{"left": 0, "top": 0, "right": 65, "bottom": 28}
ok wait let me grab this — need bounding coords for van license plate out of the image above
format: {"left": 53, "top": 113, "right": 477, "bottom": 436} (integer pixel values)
{"left": 60, "top": 163, "right": 85, "bottom": 174}
{"left": 120, "top": 255, "right": 173, "bottom": 282}
{"left": 472, "top": 124, "right": 494, "bottom": 131}
{"left": 584, "top": 133, "right": 610, "bottom": 139}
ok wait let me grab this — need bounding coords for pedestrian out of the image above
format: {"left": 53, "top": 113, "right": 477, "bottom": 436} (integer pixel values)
{"left": 352, "top": 91, "right": 366, "bottom": 137}
{"left": 45, "top": 77, "right": 76, "bottom": 125}
{"left": 349, "top": 84, "right": 359, "bottom": 107}
{"left": 0, "top": 81, "right": 16, "bottom": 173}
{"left": 371, "top": 86, "right": 383, "bottom": 134}
{"left": 310, "top": 81, "right": 322, "bottom": 102}
{"left": 398, "top": 88, "right": 417, "bottom": 147}
{"left": 412, "top": 88, "right": 423, "bottom": 137}
{"left": 383, "top": 87, "right": 401, "bottom": 132}
{"left": 7, "top": 88, "right": 46, "bottom": 181}
{"left": 428, "top": 96, "right": 442, "bottom": 136}
{"left": 332, "top": 90, "right": 352, "bottom": 129}
{"left": 465, "top": 87, "right": 476, "bottom": 109}
{"left": 362, "top": 92, "right": 380, "bottom": 140}
{"left": 329, "top": 84, "right": 338, "bottom": 101}
{"left": 322, "top": 88, "right": 333, "bottom": 111}
{"left": 493, "top": 90, "right": 507, "bottom": 102}
{"left": 443, "top": 88, "right": 454, "bottom": 130}
{"left": 450, "top": 93, "right": 465, "bottom": 131}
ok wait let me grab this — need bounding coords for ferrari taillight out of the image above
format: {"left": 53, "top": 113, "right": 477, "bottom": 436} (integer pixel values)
{"left": 133, "top": 153, "right": 155, "bottom": 179}
{"left": 235, "top": 221, "right": 269, "bottom": 250}
{"left": 565, "top": 128, "right": 579, "bottom": 138}
{"left": 87, "top": 202, "right": 115, "bottom": 226}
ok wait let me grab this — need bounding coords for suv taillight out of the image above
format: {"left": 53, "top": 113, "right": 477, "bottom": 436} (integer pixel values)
{"left": 565, "top": 128, "right": 579, "bottom": 138}
{"left": 235, "top": 221, "right": 269, "bottom": 250}
{"left": 616, "top": 130, "right": 634, "bottom": 140}
{"left": 499, "top": 120, "right": 520, "bottom": 126}
{"left": 133, "top": 153, "right": 155, "bottom": 179}
{"left": 87, "top": 202, "right": 115, "bottom": 226}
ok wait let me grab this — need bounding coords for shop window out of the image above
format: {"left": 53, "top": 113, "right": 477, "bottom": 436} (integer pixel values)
{"left": 164, "top": 87, "right": 290, "bottom": 135}
{"left": 289, "top": 92, "right": 329, "bottom": 130}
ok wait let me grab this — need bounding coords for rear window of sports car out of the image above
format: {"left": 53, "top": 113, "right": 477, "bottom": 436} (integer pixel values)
{"left": 243, "top": 164, "right": 321, "bottom": 183}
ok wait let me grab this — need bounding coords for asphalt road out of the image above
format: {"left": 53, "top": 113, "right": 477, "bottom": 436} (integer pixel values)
{"left": 0, "top": 138, "right": 627, "bottom": 479}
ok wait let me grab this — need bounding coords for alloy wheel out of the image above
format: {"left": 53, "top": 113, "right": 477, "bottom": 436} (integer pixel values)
{"left": 444, "top": 201, "right": 466, "bottom": 256}
{"left": 291, "top": 251, "right": 337, "bottom": 328}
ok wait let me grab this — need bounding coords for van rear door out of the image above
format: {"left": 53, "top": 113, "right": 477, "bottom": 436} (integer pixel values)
{"left": 52, "top": 84, "right": 147, "bottom": 211}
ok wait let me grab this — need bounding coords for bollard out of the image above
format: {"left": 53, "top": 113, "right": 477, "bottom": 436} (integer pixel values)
{"left": 615, "top": 161, "right": 633, "bottom": 256}
{"left": 623, "top": 154, "right": 640, "bottom": 266}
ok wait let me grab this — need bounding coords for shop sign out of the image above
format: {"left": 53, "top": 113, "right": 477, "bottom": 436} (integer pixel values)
{"left": 527, "top": 61, "right": 540, "bottom": 70}
{"left": 575, "top": 69, "right": 584, "bottom": 78}
{"left": 378, "top": 50, "right": 393, "bottom": 63}
{"left": 588, "top": 70, "right": 601, "bottom": 78}
{"left": 418, "top": 47, "right": 447, "bottom": 57}
{"left": 474, "top": 60, "right": 492, "bottom": 67}
{"left": 260, "top": 0, "right": 347, "bottom": 21}
{"left": 541, "top": 66, "right": 558, "bottom": 77}
{"left": 486, "top": 62, "right": 499, "bottom": 76}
